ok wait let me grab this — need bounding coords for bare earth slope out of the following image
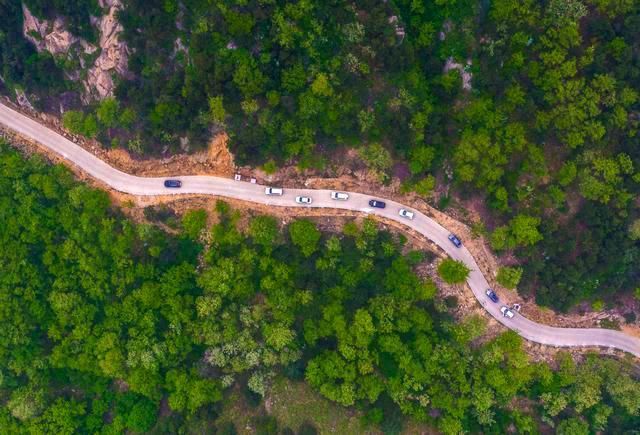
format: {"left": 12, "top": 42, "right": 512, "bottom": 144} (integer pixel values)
{"left": 0, "top": 102, "right": 638, "bottom": 358}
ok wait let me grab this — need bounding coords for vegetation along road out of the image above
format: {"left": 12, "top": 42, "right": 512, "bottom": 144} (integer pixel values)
{"left": 1, "top": 102, "right": 639, "bottom": 358}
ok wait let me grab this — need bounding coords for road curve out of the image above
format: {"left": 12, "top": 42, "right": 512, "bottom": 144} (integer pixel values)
{"left": 1, "top": 102, "right": 639, "bottom": 357}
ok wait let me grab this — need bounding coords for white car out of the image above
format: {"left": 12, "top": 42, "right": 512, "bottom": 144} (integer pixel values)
{"left": 500, "top": 306, "right": 515, "bottom": 319}
{"left": 330, "top": 191, "right": 349, "bottom": 201}
{"left": 295, "top": 196, "right": 312, "bottom": 204}
{"left": 265, "top": 187, "right": 283, "bottom": 196}
{"left": 398, "top": 208, "right": 414, "bottom": 220}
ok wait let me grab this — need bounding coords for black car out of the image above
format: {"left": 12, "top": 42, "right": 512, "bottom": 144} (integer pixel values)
{"left": 164, "top": 179, "right": 182, "bottom": 188}
{"left": 369, "top": 199, "right": 386, "bottom": 209}
{"left": 448, "top": 233, "right": 462, "bottom": 248}
{"left": 485, "top": 289, "right": 499, "bottom": 303}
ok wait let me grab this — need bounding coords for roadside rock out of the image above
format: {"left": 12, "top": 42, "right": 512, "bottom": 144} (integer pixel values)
{"left": 15, "top": 89, "right": 34, "bottom": 110}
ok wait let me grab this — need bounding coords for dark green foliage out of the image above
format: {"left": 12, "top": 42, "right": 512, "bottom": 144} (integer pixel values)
{"left": 521, "top": 202, "right": 640, "bottom": 311}
{"left": 125, "top": 397, "right": 158, "bottom": 432}
{"left": 0, "top": 0, "right": 67, "bottom": 98}
{"left": 297, "top": 421, "right": 318, "bottom": 435}
{"left": 253, "top": 415, "right": 278, "bottom": 435}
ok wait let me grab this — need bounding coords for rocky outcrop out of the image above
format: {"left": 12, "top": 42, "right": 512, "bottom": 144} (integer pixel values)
{"left": 21, "top": 1, "right": 130, "bottom": 103}
{"left": 84, "top": 0, "right": 130, "bottom": 102}
{"left": 444, "top": 57, "right": 473, "bottom": 91}
{"left": 22, "top": 3, "right": 82, "bottom": 56}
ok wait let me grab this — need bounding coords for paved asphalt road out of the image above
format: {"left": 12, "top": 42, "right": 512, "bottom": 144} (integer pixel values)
{"left": 1, "top": 103, "right": 639, "bottom": 357}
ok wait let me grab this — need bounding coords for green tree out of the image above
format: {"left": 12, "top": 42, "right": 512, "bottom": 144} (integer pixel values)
{"left": 437, "top": 258, "right": 471, "bottom": 284}
{"left": 289, "top": 219, "right": 321, "bottom": 257}
{"left": 62, "top": 110, "right": 86, "bottom": 135}
{"left": 96, "top": 97, "right": 120, "bottom": 129}
{"left": 359, "top": 143, "right": 392, "bottom": 180}
{"left": 491, "top": 215, "right": 542, "bottom": 250}
{"left": 82, "top": 114, "right": 99, "bottom": 138}
{"left": 181, "top": 209, "right": 208, "bottom": 240}
{"left": 496, "top": 266, "right": 523, "bottom": 289}
{"left": 556, "top": 417, "right": 589, "bottom": 435}
{"left": 126, "top": 399, "right": 157, "bottom": 432}
{"left": 249, "top": 215, "right": 279, "bottom": 249}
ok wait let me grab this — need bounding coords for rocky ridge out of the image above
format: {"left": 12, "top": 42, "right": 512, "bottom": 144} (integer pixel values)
{"left": 21, "top": 0, "right": 130, "bottom": 103}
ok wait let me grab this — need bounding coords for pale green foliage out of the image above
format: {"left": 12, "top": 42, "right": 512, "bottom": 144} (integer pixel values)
{"left": 311, "top": 73, "right": 333, "bottom": 97}
{"left": 491, "top": 215, "right": 542, "bottom": 250}
{"left": 249, "top": 215, "right": 279, "bottom": 248}
{"left": 248, "top": 371, "right": 268, "bottom": 396}
{"left": 547, "top": 0, "right": 587, "bottom": 26}
{"left": 182, "top": 209, "right": 208, "bottom": 240}
{"left": 62, "top": 110, "right": 98, "bottom": 138}
{"left": 209, "top": 96, "right": 226, "bottom": 123}
{"left": 357, "top": 109, "right": 375, "bottom": 133}
{"left": 8, "top": 387, "right": 45, "bottom": 421}
{"left": 241, "top": 98, "right": 259, "bottom": 115}
{"left": 496, "top": 266, "right": 523, "bottom": 289}
{"left": 96, "top": 98, "right": 119, "bottom": 129}
{"left": 578, "top": 152, "right": 634, "bottom": 205}
{"left": 359, "top": 143, "right": 392, "bottom": 180}
{"left": 414, "top": 175, "right": 436, "bottom": 196}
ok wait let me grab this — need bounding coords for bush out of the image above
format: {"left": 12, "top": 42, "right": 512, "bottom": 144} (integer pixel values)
{"left": 437, "top": 259, "right": 470, "bottom": 284}
{"left": 496, "top": 266, "right": 523, "bottom": 289}
{"left": 182, "top": 209, "right": 208, "bottom": 240}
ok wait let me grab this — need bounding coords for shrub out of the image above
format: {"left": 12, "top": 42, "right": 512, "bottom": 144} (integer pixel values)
{"left": 437, "top": 259, "right": 470, "bottom": 284}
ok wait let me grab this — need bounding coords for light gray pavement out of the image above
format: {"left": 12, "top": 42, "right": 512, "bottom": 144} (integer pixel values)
{"left": 1, "top": 102, "right": 639, "bottom": 357}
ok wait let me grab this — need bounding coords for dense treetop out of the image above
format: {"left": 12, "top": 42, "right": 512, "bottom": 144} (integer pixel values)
{"left": 1, "top": 142, "right": 639, "bottom": 433}
{"left": 2, "top": 0, "right": 639, "bottom": 311}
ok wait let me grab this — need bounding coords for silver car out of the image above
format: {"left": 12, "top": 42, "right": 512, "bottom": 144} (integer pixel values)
{"left": 398, "top": 208, "right": 414, "bottom": 220}
{"left": 330, "top": 191, "right": 349, "bottom": 201}
{"left": 500, "top": 306, "right": 515, "bottom": 319}
{"left": 295, "top": 196, "right": 313, "bottom": 204}
{"left": 265, "top": 187, "right": 283, "bottom": 195}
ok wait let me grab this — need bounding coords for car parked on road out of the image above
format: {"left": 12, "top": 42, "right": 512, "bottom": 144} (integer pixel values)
{"left": 330, "top": 191, "right": 349, "bottom": 201}
{"left": 369, "top": 199, "right": 386, "bottom": 208}
{"left": 164, "top": 179, "right": 182, "bottom": 188}
{"left": 398, "top": 208, "right": 414, "bottom": 220}
{"left": 500, "top": 306, "right": 515, "bottom": 319}
{"left": 265, "top": 187, "right": 283, "bottom": 195}
{"left": 485, "top": 289, "right": 499, "bottom": 303}
{"left": 448, "top": 233, "right": 462, "bottom": 248}
{"left": 295, "top": 196, "right": 312, "bottom": 204}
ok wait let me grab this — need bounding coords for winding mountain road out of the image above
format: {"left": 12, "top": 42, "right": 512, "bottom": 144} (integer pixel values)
{"left": 1, "top": 102, "right": 639, "bottom": 357}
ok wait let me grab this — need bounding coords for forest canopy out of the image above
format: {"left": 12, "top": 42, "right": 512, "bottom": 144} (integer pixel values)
{"left": 2, "top": 0, "right": 639, "bottom": 311}
{"left": 1, "top": 142, "right": 639, "bottom": 433}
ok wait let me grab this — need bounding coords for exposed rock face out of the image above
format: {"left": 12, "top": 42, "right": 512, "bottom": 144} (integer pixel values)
{"left": 84, "top": 0, "right": 130, "bottom": 102}
{"left": 444, "top": 57, "right": 473, "bottom": 91}
{"left": 21, "top": 1, "right": 130, "bottom": 103}
{"left": 23, "top": 3, "right": 80, "bottom": 56}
